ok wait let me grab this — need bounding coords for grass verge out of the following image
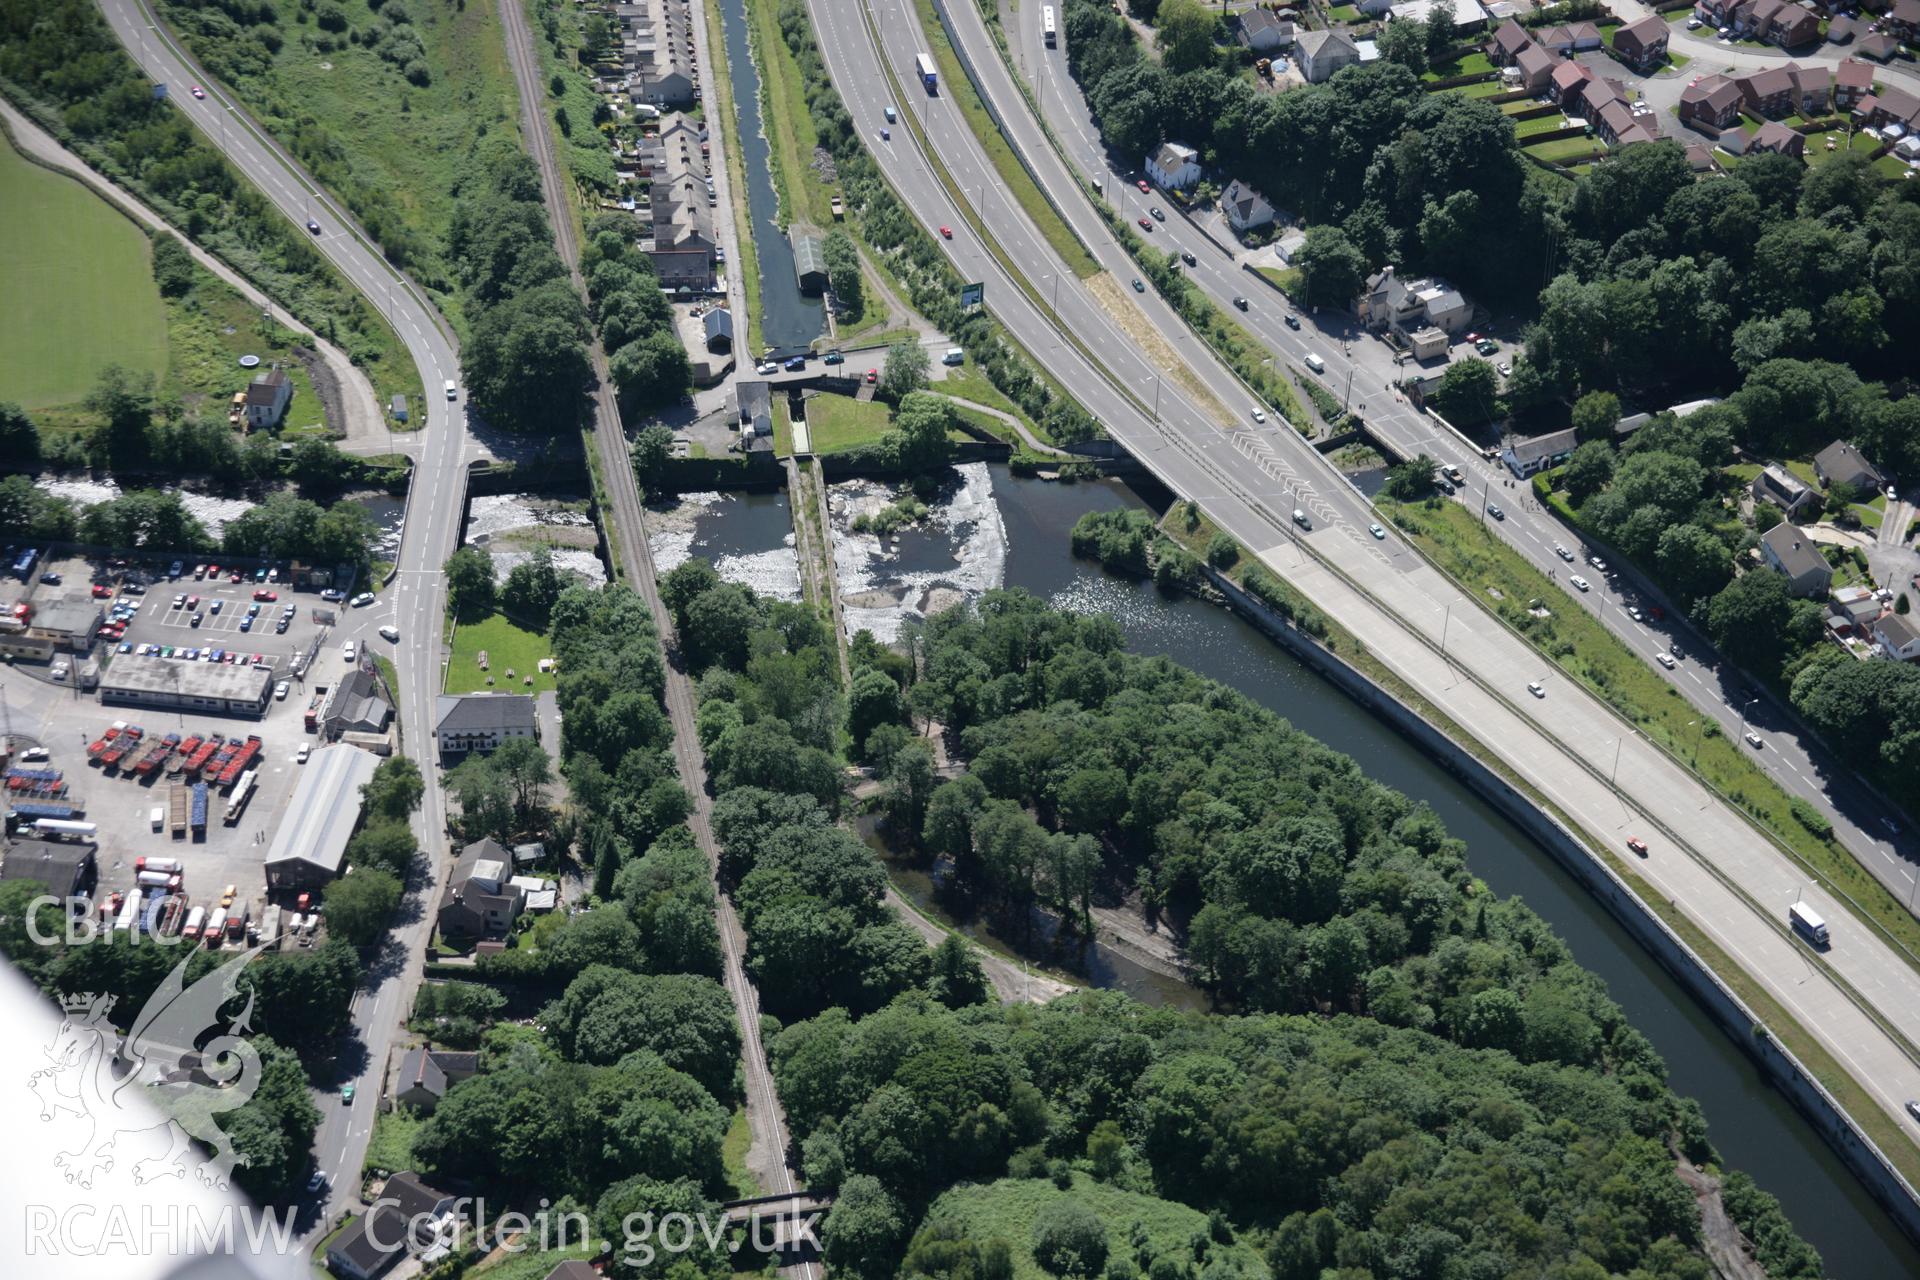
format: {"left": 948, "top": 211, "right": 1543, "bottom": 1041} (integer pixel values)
{"left": 1380, "top": 496, "right": 1920, "bottom": 971}
{"left": 722, "top": 1106, "right": 759, "bottom": 1199}
{"left": 446, "top": 611, "right": 557, "bottom": 694}
{"left": 907, "top": 0, "right": 1099, "bottom": 279}
{"left": 0, "top": 131, "right": 166, "bottom": 409}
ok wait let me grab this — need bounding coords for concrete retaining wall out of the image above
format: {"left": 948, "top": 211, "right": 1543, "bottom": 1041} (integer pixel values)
{"left": 1202, "top": 563, "right": 1920, "bottom": 1247}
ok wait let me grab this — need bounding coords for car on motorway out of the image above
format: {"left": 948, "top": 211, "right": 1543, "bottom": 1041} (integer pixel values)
{"left": 351, "top": 592, "right": 375, "bottom": 607}
{"left": 1744, "top": 731, "right": 1764, "bottom": 749}
{"left": 1180, "top": 250, "right": 1196, "bottom": 266}
{"left": 1655, "top": 652, "right": 1676, "bottom": 669}
{"left": 884, "top": 105, "right": 897, "bottom": 122}
{"left": 1882, "top": 816, "right": 1900, "bottom": 835}
{"left": 1369, "top": 522, "right": 1386, "bottom": 539}
{"left": 1137, "top": 217, "right": 1154, "bottom": 232}
{"left": 1284, "top": 314, "right": 1301, "bottom": 330}
{"left": 1907, "top": 1100, "right": 1920, "bottom": 1125}
{"left": 1250, "top": 408, "right": 1266, "bottom": 423}
{"left": 1487, "top": 504, "right": 1505, "bottom": 520}
{"left": 879, "top": 127, "right": 890, "bottom": 141}
{"left": 1135, "top": 179, "right": 1150, "bottom": 193}
{"left": 1668, "top": 641, "right": 1683, "bottom": 658}
{"left": 1589, "top": 555, "right": 1607, "bottom": 572}
{"left": 1149, "top": 207, "right": 1165, "bottom": 221}
{"left": 1527, "top": 680, "right": 1545, "bottom": 698}
{"left": 1132, "top": 278, "right": 1145, "bottom": 292}
{"left": 1554, "top": 543, "right": 1574, "bottom": 560}
{"left": 1569, "top": 574, "right": 1590, "bottom": 592}
{"left": 190, "top": 84, "right": 205, "bottom": 99}
{"left": 1232, "top": 296, "right": 1248, "bottom": 310}
{"left": 275, "top": 681, "right": 289, "bottom": 701}
{"left": 306, "top": 219, "right": 321, "bottom": 235}
{"left": 756, "top": 360, "right": 778, "bottom": 374}
{"left": 866, "top": 368, "right": 878, "bottom": 384}
{"left": 1626, "top": 837, "right": 1648, "bottom": 857}
{"left": 939, "top": 225, "right": 952, "bottom": 239}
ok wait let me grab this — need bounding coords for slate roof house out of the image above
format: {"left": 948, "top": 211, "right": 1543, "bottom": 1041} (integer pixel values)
{"left": 241, "top": 368, "right": 292, "bottom": 430}
{"left": 1237, "top": 7, "right": 1295, "bottom": 50}
{"left": 1221, "top": 179, "right": 1276, "bottom": 232}
{"left": 1294, "top": 29, "right": 1362, "bottom": 82}
{"left": 435, "top": 692, "right": 538, "bottom": 759}
{"left": 439, "top": 837, "right": 526, "bottom": 943}
{"left": 1501, "top": 428, "right": 1578, "bottom": 479}
{"left": 1146, "top": 141, "right": 1202, "bottom": 190}
{"left": 392, "top": 1047, "right": 481, "bottom": 1113}
{"left": 1751, "top": 464, "right": 1818, "bottom": 516}
{"left": 1758, "top": 524, "right": 1832, "bottom": 597}
{"left": 1813, "top": 441, "right": 1883, "bottom": 493}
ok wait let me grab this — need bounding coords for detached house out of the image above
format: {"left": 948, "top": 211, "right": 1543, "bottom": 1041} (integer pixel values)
{"left": 435, "top": 692, "right": 538, "bottom": 758}
{"left": 1359, "top": 267, "right": 1472, "bottom": 337}
{"left": 240, "top": 368, "right": 292, "bottom": 431}
{"left": 1488, "top": 18, "right": 1532, "bottom": 64}
{"left": 1874, "top": 612, "right": 1920, "bottom": 662}
{"left": 1758, "top": 524, "right": 1832, "bottom": 597}
{"left": 1146, "top": 141, "right": 1202, "bottom": 191}
{"left": 1237, "top": 8, "right": 1295, "bottom": 51}
{"left": 1501, "top": 428, "right": 1578, "bottom": 479}
{"left": 438, "top": 838, "right": 526, "bottom": 944}
{"left": 393, "top": 1048, "right": 480, "bottom": 1114}
{"left": 1612, "top": 16, "right": 1670, "bottom": 70}
{"left": 1221, "top": 179, "right": 1276, "bottom": 232}
{"left": 1813, "top": 441, "right": 1883, "bottom": 493}
{"left": 1534, "top": 22, "right": 1604, "bottom": 54}
{"left": 1680, "top": 75, "right": 1744, "bottom": 131}
{"left": 1295, "top": 29, "right": 1362, "bottom": 83}
{"left": 1752, "top": 464, "right": 1818, "bottom": 517}
{"left": 1748, "top": 120, "right": 1807, "bottom": 158}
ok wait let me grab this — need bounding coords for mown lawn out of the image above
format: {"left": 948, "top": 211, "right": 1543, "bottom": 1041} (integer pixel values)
{"left": 1526, "top": 135, "right": 1607, "bottom": 162}
{"left": 446, "top": 611, "right": 557, "bottom": 694}
{"left": 161, "top": 0, "right": 520, "bottom": 334}
{"left": 1423, "top": 51, "right": 1495, "bottom": 81}
{"left": 803, "top": 392, "right": 893, "bottom": 453}
{"left": 930, "top": 1174, "right": 1268, "bottom": 1280}
{"left": 1381, "top": 495, "right": 1920, "bottom": 968}
{"left": 0, "top": 133, "right": 166, "bottom": 410}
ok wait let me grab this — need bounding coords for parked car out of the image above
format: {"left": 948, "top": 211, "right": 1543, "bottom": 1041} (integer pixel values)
{"left": 756, "top": 361, "right": 779, "bottom": 375}
{"left": 343, "top": 640, "right": 357, "bottom": 662}
{"left": 783, "top": 355, "right": 807, "bottom": 372}
{"left": 866, "top": 368, "right": 878, "bottom": 384}
{"left": 275, "top": 681, "right": 290, "bottom": 700}
{"left": 321, "top": 588, "right": 345, "bottom": 602}
{"left": 253, "top": 589, "right": 277, "bottom": 602}
{"left": 38, "top": 572, "right": 60, "bottom": 586}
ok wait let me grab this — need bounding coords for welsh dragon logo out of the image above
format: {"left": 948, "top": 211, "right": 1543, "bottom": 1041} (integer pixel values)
{"left": 26, "top": 944, "right": 266, "bottom": 1191}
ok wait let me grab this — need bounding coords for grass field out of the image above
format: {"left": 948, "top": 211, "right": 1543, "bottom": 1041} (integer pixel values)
{"left": 909, "top": 0, "right": 1100, "bottom": 278}
{"left": 446, "top": 611, "right": 557, "bottom": 694}
{"left": 162, "top": 0, "right": 519, "bottom": 334}
{"left": 0, "top": 134, "right": 167, "bottom": 410}
{"left": 1381, "top": 495, "right": 1920, "bottom": 968}
{"left": 931, "top": 1174, "right": 1268, "bottom": 1280}
{"left": 802, "top": 392, "right": 893, "bottom": 453}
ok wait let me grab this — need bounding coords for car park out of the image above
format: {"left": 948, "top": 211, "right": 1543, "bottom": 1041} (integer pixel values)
{"left": 1569, "top": 575, "right": 1590, "bottom": 592}
{"left": 253, "top": 589, "right": 277, "bottom": 602}
{"left": 254, "top": 567, "right": 268, "bottom": 582}
{"left": 239, "top": 618, "right": 252, "bottom": 632}
{"left": 1474, "top": 338, "right": 1498, "bottom": 356}
{"left": 1655, "top": 652, "right": 1675, "bottom": 669}
{"left": 91, "top": 584, "right": 113, "bottom": 599}
{"left": 210, "top": 599, "right": 222, "bottom": 613}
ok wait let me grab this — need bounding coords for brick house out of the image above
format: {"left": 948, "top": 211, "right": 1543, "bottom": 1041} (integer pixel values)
{"left": 1680, "top": 75, "right": 1743, "bottom": 131}
{"left": 1612, "top": 15, "right": 1670, "bottom": 69}
{"left": 1835, "top": 59, "right": 1875, "bottom": 112}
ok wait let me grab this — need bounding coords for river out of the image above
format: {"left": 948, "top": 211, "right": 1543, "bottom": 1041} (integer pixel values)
{"left": 686, "top": 462, "right": 1920, "bottom": 1275}
{"left": 713, "top": 0, "right": 824, "bottom": 354}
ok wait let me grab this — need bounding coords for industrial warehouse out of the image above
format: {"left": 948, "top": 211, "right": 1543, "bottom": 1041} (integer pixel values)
{"left": 98, "top": 654, "right": 275, "bottom": 718}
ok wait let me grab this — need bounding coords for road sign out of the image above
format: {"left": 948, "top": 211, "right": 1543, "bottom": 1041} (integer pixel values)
{"left": 959, "top": 282, "right": 984, "bottom": 308}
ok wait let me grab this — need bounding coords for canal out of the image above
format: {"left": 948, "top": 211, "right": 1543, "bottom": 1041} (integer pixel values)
{"left": 713, "top": 0, "right": 824, "bottom": 354}
{"left": 685, "top": 462, "right": 1920, "bottom": 1275}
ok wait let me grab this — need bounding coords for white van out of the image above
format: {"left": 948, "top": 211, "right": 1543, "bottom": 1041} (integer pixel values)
{"left": 942, "top": 347, "right": 965, "bottom": 366}
{"left": 1303, "top": 353, "right": 1326, "bottom": 375}
{"left": 150, "top": 807, "right": 165, "bottom": 833}
{"left": 444, "top": 379, "right": 458, "bottom": 400}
